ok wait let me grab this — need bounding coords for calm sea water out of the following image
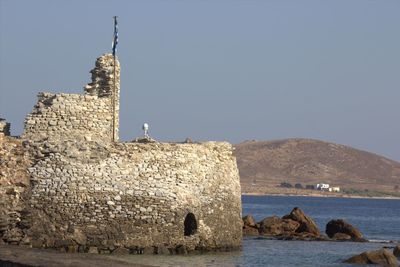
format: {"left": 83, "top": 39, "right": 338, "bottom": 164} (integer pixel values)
{"left": 111, "top": 196, "right": 400, "bottom": 267}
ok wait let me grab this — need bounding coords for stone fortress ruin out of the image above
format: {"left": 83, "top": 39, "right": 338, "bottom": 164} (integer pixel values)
{"left": 0, "top": 54, "right": 242, "bottom": 254}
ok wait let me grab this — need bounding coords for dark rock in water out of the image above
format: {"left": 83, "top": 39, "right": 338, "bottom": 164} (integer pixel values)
{"left": 242, "top": 214, "right": 260, "bottom": 236}
{"left": 66, "top": 245, "right": 79, "bottom": 253}
{"left": 259, "top": 216, "right": 300, "bottom": 236}
{"left": 142, "top": 247, "right": 155, "bottom": 255}
{"left": 242, "top": 215, "right": 256, "bottom": 228}
{"left": 154, "top": 245, "right": 170, "bottom": 255}
{"left": 344, "top": 248, "right": 399, "bottom": 266}
{"left": 243, "top": 225, "right": 259, "bottom": 236}
{"left": 282, "top": 207, "right": 320, "bottom": 235}
{"left": 175, "top": 245, "right": 187, "bottom": 254}
{"left": 326, "top": 219, "right": 364, "bottom": 241}
{"left": 243, "top": 209, "right": 371, "bottom": 242}
{"left": 112, "top": 247, "right": 130, "bottom": 255}
{"left": 130, "top": 247, "right": 153, "bottom": 255}
{"left": 394, "top": 245, "right": 400, "bottom": 258}
{"left": 244, "top": 209, "right": 323, "bottom": 240}
{"left": 332, "top": 232, "right": 352, "bottom": 241}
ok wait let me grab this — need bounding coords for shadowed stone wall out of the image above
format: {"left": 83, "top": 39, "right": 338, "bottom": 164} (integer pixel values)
{"left": 0, "top": 134, "right": 31, "bottom": 244}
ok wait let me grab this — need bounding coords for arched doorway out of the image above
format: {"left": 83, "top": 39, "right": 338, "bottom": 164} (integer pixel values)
{"left": 184, "top": 213, "right": 197, "bottom": 236}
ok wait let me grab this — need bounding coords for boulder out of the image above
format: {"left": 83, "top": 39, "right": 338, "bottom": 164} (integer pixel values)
{"left": 332, "top": 232, "right": 351, "bottom": 241}
{"left": 326, "top": 219, "right": 364, "bottom": 241}
{"left": 259, "top": 216, "right": 300, "bottom": 236}
{"left": 242, "top": 215, "right": 256, "bottom": 228}
{"left": 344, "top": 248, "right": 398, "bottom": 266}
{"left": 88, "top": 246, "right": 99, "bottom": 254}
{"left": 282, "top": 207, "right": 320, "bottom": 235}
{"left": 242, "top": 214, "right": 259, "bottom": 236}
{"left": 243, "top": 225, "right": 259, "bottom": 236}
{"left": 394, "top": 245, "right": 400, "bottom": 258}
{"left": 175, "top": 245, "right": 187, "bottom": 255}
{"left": 154, "top": 245, "right": 170, "bottom": 255}
{"left": 66, "top": 245, "right": 78, "bottom": 253}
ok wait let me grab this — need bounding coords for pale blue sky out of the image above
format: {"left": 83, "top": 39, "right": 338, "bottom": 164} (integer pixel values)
{"left": 1, "top": 0, "right": 399, "bottom": 161}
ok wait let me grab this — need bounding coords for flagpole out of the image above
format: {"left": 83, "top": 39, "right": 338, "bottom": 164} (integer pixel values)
{"left": 112, "top": 53, "right": 116, "bottom": 142}
{"left": 112, "top": 16, "right": 118, "bottom": 142}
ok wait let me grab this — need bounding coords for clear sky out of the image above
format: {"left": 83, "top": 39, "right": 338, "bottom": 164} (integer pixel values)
{"left": 1, "top": 0, "right": 399, "bottom": 161}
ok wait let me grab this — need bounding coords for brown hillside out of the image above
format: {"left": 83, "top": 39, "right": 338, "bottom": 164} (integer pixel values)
{"left": 234, "top": 139, "right": 400, "bottom": 193}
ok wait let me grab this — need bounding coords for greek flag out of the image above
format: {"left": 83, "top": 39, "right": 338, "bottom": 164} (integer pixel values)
{"left": 112, "top": 16, "right": 118, "bottom": 56}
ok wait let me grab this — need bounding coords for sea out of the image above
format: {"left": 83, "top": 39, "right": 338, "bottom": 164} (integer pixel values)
{"left": 111, "top": 195, "right": 400, "bottom": 267}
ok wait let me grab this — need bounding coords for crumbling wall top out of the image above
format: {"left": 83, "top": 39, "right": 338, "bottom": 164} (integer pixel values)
{"left": 22, "top": 54, "right": 120, "bottom": 142}
{"left": 0, "top": 118, "right": 11, "bottom": 136}
{"left": 84, "top": 54, "right": 120, "bottom": 98}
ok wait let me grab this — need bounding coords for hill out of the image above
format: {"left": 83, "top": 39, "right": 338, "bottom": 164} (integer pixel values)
{"left": 234, "top": 139, "right": 400, "bottom": 196}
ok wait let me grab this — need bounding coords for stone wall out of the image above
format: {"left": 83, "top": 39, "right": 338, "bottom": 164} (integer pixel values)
{"left": 23, "top": 139, "right": 242, "bottom": 253}
{"left": 0, "top": 135, "right": 31, "bottom": 244}
{"left": 0, "top": 118, "right": 10, "bottom": 136}
{"left": 84, "top": 54, "right": 120, "bottom": 141}
{"left": 1, "top": 53, "right": 242, "bottom": 254}
{"left": 23, "top": 54, "right": 120, "bottom": 142}
{"left": 23, "top": 93, "right": 113, "bottom": 142}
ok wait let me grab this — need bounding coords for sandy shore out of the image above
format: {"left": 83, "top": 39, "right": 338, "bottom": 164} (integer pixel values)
{"left": 0, "top": 244, "right": 154, "bottom": 267}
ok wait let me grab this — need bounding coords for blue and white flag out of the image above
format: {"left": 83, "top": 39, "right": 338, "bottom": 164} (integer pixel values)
{"left": 112, "top": 16, "right": 118, "bottom": 56}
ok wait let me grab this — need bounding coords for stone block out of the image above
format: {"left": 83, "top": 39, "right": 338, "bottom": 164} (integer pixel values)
{"left": 112, "top": 247, "right": 130, "bottom": 255}
{"left": 88, "top": 246, "right": 99, "bottom": 254}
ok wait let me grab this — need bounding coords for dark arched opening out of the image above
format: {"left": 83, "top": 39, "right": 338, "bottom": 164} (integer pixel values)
{"left": 184, "top": 213, "right": 197, "bottom": 236}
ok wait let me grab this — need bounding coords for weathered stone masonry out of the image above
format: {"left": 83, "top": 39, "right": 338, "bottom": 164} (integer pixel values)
{"left": 0, "top": 134, "right": 31, "bottom": 245}
{"left": 23, "top": 93, "right": 113, "bottom": 142}
{"left": 0, "top": 54, "right": 242, "bottom": 254}
{"left": 24, "top": 140, "right": 241, "bottom": 252}
{"left": 23, "top": 54, "right": 120, "bottom": 142}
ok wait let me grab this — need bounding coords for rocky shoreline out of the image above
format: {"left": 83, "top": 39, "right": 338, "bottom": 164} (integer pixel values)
{"left": 242, "top": 207, "right": 367, "bottom": 242}
{"left": 1, "top": 207, "right": 399, "bottom": 267}
{"left": 344, "top": 246, "right": 400, "bottom": 266}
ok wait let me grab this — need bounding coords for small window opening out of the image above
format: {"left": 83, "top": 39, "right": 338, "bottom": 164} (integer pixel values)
{"left": 184, "top": 212, "right": 197, "bottom": 236}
